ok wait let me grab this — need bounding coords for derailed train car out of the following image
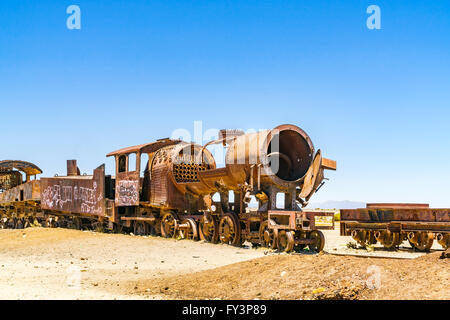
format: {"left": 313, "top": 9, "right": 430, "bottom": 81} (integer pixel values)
{"left": 341, "top": 203, "right": 450, "bottom": 251}
{"left": 0, "top": 124, "right": 337, "bottom": 253}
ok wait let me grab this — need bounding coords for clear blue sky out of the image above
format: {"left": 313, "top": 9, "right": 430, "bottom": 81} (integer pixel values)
{"left": 1, "top": 1, "right": 449, "bottom": 207}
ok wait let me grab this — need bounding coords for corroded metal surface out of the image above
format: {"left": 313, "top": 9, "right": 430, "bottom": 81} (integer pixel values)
{"left": 341, "top": 203, "right": 450, "bottom": 250}
{"left": 40, "top": 164, "right": 107, "bottom": 216}
{"left": 366, "top": 203, "right": 430, "bottom": 209}
{"left": 341, "top": 207, "right": 450, "bottom": 223}
{"left": 0, "top": 160, "right": 43, "bottom": 176}
{"left": 0, "top": 180, "right": 41, "bottom": 204}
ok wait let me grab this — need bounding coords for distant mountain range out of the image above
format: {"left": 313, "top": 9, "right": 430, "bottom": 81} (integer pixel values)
{"left": 305, "top": 200, "right": 366, "bottom": 210}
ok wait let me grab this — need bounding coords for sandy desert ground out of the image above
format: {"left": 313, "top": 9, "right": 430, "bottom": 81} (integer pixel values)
{"left": 0, "top": 226, "right": 448, "bottom": 300}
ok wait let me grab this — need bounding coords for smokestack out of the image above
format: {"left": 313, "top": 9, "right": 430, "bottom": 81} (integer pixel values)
{"left": 67, "top": 160, "right": 80, "bottom": 176}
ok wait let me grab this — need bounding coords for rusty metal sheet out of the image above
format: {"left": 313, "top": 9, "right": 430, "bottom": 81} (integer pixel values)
{"left": 115, "top": 171, "right": 140, "bottom": 206}
{"left": 267, "top": 210, "right": 297, "bottom": 229}
{"left": 0, "top": 180, "right": 41, "bottom": 204}
{"left": 340, "top": 208, "right": 450, "bottom": 223}
{"left": 0, "top": 171, "right": 22, "bottom": 191}
{"left": 304, "top": 211, "right": 335, "bottom": 230}
{"left": 299, "top": 150, "right": 322, "bottom": 199}
{"left": 366, "top": 203, "right": 430, "bottom": 209}
{"left": 0, "top": 160, "right": 42, "bottom": 176}
{"left": 40, "top": 165, "right": 106, "bottom": 216}
{"left": 321, "top": 158, "right": 337, "bottom": 171}
{"left": 106, "top": 139, "right": 180, "bottom": 157}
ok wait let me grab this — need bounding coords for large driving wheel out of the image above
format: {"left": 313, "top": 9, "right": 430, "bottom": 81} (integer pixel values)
{"left": 219, "top": 212, "right": 241, "bottom": 246}
{"left": 277, "top": 230, "right": 295, "bottom": 252}
{"left": 160, "top": 213, "right": 178, "bottom": 238}
{"left": 308, "top": 230, "right": 325, "bottom": 252}
{"left": 259, "top": 219, "right": 278, "bottom": 249}
{"left": 199, "top": 214, "right": 219, "bottom": 243}
{"left": 179, "top": 218, "right": 199, "bottom": 240}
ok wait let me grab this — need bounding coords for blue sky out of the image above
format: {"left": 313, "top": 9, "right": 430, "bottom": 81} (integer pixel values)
{"left": 1, "top": 1, "right": 449, "bottom": 207}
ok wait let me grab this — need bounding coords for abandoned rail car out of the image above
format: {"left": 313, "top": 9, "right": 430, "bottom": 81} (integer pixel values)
{"left": 341, "top": 203, "right": 450, "bottom": 251}
{"left": 0, "top": 123, "right": 337, "bottom": 253}
{"left": 0, "top": 160, "right": 42, "bottom": 228}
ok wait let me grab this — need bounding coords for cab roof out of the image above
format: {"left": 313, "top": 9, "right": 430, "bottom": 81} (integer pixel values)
{"left": 106, "top": 138, "right": 181, "bottom": 157}
{"left": 0, "top": 160, "right": 43, "bottom": 176}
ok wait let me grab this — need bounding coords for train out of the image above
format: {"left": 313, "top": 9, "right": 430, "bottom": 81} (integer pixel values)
{"left": 341, "top": 203, "right": 450, "bottom": 251}
{"left": 0, "top": 124, "right": 337, "bottom": 253}
{"left": 2, "top": 123, "right": 448, "bottom": 253}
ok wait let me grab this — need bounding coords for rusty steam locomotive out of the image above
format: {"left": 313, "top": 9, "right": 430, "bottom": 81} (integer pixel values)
{"left": 0, "top": 124, "right": 337, "bottom": 253}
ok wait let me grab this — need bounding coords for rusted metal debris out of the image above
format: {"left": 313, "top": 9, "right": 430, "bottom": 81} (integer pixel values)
{"left": 0, "top": 124, "right": 338, "bottom": 252}
{"left": 341, "top": 203, "right": 450, "bottom": 251}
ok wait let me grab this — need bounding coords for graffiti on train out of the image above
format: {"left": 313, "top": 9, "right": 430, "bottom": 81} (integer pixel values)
{"left": 41, "top": 182, "right": 103, "bottom": 214}
{"left": 116, "top": 180, "right": 139, "bottom": 206}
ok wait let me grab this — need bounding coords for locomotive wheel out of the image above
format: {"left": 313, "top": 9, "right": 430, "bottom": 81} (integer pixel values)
{"left": 92, "top": 221, "right": 105, "bottom": 232}
{"left": 180, "top": 218, "right": 199, "bottom": 240}
{"left": 437, "top": 234, "right": 449, "bottom": 250}
{"left": 15, "top": 218, "right": 24, "bottom": 229}
{"left": 277, "top": 230, "right": 295, "bottom": 253}
{"left": 219, "top": 213, "right": 241, "bottom": 246}
{"left": 161, "top": 213, "right": 178, "bottom": 238}
{"left": 409, "top": 232, "right": 434, "bottom": 252}
{"left": 45, "top": 217, "right": 56, "bottom": 228}
{"left": 199, "top": 215, "right": 219, "bottom": 243}
{"left": 361, "top": 231, "right": 377, "bottom": 247}
{"left": 149, "top": 222, "right": 160, "bottom": 236}
{"left": 23, "top": 217, "right": 34, "bottom": 228}
{"left": 259, "top": 219, "right": 277, "bottom": 249}
{"left": 7, "top": 218, "right": 16, "bottom": 229}
{"left": 134, "top": 221, "right": 148, "bottom": 236}
{"left": 308, "top": 230, "right": 325, "bottom": 252}
{"left": 70, "top": 217, "right": 82, "bottom": 230}
{"left": 381, "top": 231, "right": 400, "bottom": 250}
{"left": 352, "top": 230, "right": 377, "bottom": 248}
{"left": 113, "top": 223, "right": 123, "bottom": 234}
